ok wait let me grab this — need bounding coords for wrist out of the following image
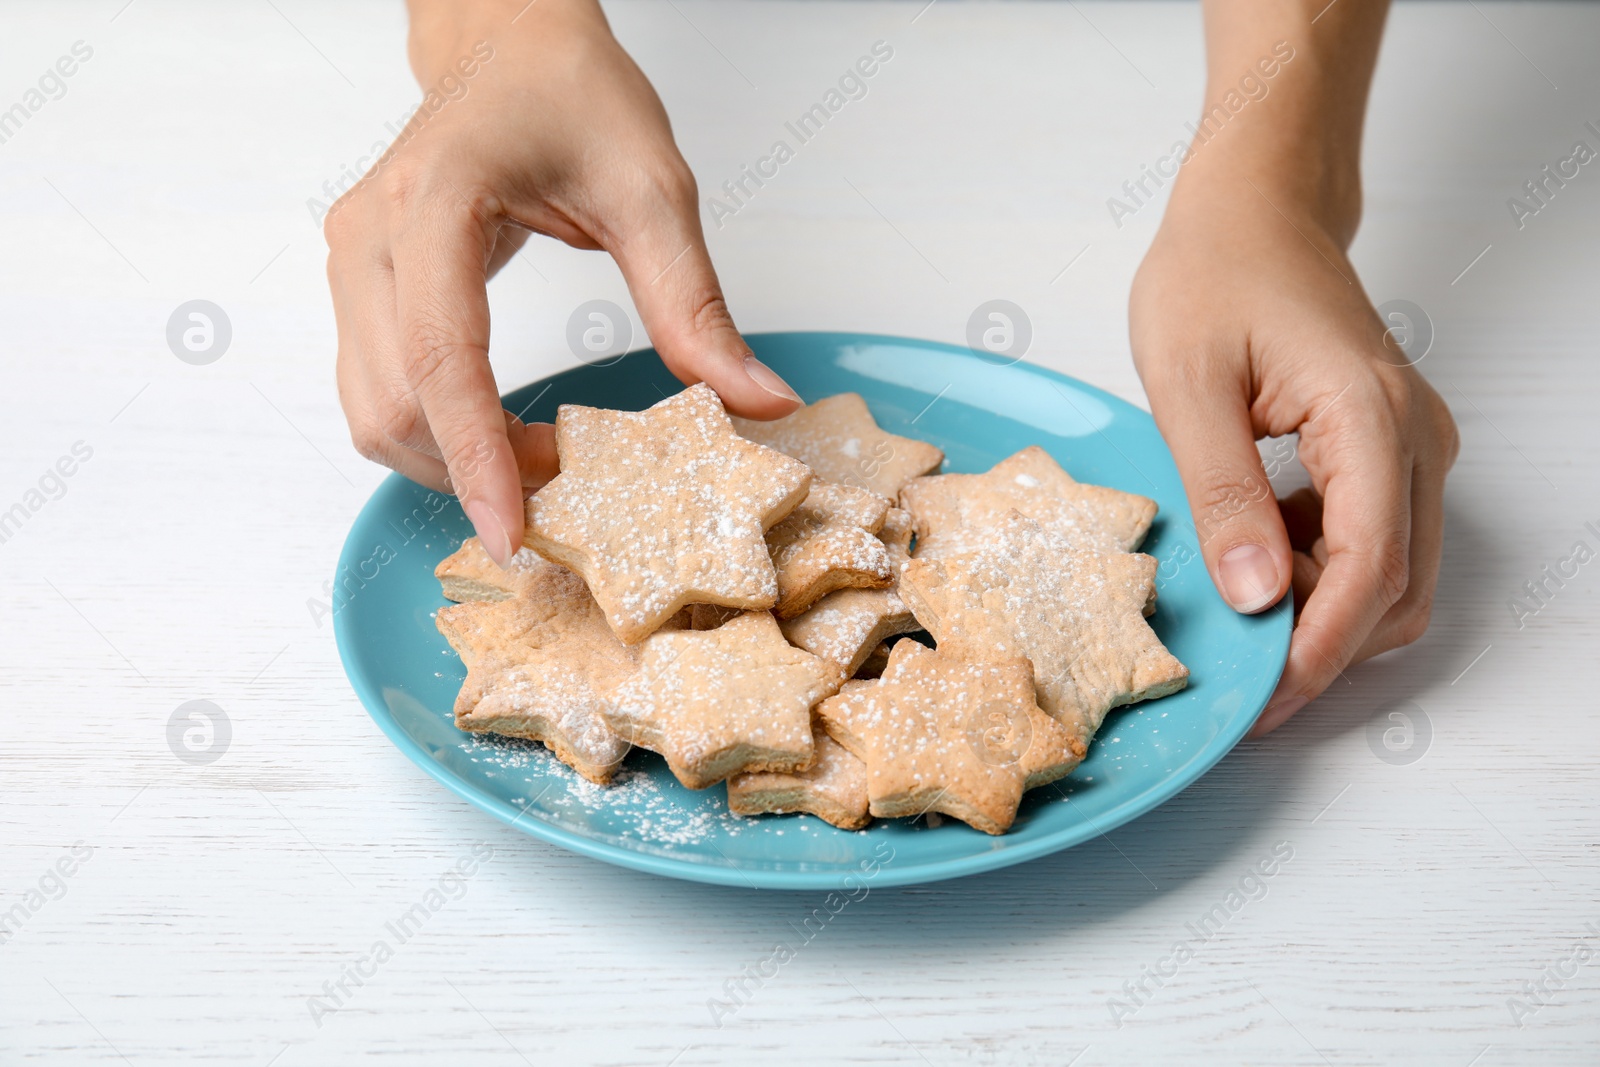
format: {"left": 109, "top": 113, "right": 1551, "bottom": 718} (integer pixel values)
{"left": 1166, "top": 136, "right": 1362, "bottom": 249}
{"left": 405, "top": 0, "right": 608, "bottom": 83}
{"left": 1162, "top": 35, "right": 1370, "bottom": 247}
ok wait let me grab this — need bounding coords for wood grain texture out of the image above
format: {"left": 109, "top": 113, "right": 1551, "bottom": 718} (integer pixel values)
{"left": 1, "top": 1, "right": 1596, "bottom": 1063}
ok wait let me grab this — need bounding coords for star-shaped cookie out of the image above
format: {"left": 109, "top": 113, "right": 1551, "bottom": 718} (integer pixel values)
{"left": 602, "top": 611, "right": 843, "bottom": 789}
{"left": 778, "top": 507, "right": 921, "bottom": 674}
{"left": 435, "top": 562, "right": 649, "bottom": 784}
{"left": 816, "top": 642, "right": 1083, "bottom": 835}
{"left": 732, "top": 392, "right": 943, "bottom": 499}
{"left": 727, "top": 724, "right": 871, "bottom": 830}
{"left": 898, "top": 512, "right": 1188, "bottom": 750}
{"left": 524, "top": 383, "right": 813, "bottom": 644}
{"left": 900, "top": 445, "right": 1157, "bottom": 559}
{"left": 435, "top": 536, "right": 555, "bottom": 602}
{"left": 766, "top": 482, "right": 893, "bottom": 618}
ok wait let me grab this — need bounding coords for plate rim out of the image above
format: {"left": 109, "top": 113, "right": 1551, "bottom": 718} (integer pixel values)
{"left": 333, "top": 331, "right": 1290, "bottom": 890}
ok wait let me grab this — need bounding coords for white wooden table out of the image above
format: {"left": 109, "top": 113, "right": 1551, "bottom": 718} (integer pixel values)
{"left": 3, "top": 1, "right": 1596, "bottom": 1062}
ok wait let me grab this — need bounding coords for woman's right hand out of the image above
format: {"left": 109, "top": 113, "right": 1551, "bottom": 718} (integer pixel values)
{"left": 325, "top": 0, "right": 802, "bottom": 566}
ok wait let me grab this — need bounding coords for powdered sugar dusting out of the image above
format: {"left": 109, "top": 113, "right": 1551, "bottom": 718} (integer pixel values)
{"left": 815, "top": 642, "right": 1078, "bottom": 832}
{"left": 764, "top": 482, "right": 894, "bottom": 616}
{"left": 730, "top": 393, "right": 944, "bottom": 498}
{"left": 903, "top": 445, "right": 1156, "bottom": 561}
{"left": 524, "top": 383, "right": 810, "bottom": 642}
{"left": 601, "top": 612, "right": 838, "bottom": 789}
{"left": 899, "top": 512, "right": 1187, "bottom": 748}
{"left": 779, "top": 506, "right": 919, "bottom": 672}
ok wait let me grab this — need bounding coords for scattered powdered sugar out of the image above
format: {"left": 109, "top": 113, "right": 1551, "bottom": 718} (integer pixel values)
{"left": 464, "top": 734, "right": 759, "bottom": 845}
{"left": 463, "top": 731, "right": 547, "bottom": 770}
{"left": 442, "top": 397, "right": 1181, "bottom": 843}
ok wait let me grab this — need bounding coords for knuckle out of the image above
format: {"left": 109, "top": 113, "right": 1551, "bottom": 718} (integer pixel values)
{"left": 686, "top": 286, "right": 736, "bottom": 337}
{"left": 1365, "top": 535, "right": 1411, "bottom": 608}
{"left": 322, "top": 200, "right": 358, "bottom": 248}
{"left": 1188, "top": 463, "right": 1272, "bottom": 545}
{"left": 1374, "top": 363, "right": 1415, "bottom": 407}
{"left": 1401, "top": 386, "right": 1458, "bottom": 472}
{"left": 350, "top": 422, "right": 390, "bottom": 464}
{"left": 1432, "top": 393, "right": 1462, "bottom": 468}
{"left": 635, "top": 155, "right": 698, "bottom": 210}
{"left": 373, "top": 391, "right": 424, "bottom": 450}
{"left": 382, "top": 160, "right": 499, "bottom": 239}
{"left": 405, "top": 333, "right": 485, "bottom": 395}
{"left": 1137, "top": 347, "right": 1204, "bottom": 395}
{"left": 1393, "top": 599, "right": 1434, "bottom": 648}
{"left": 378, "top": 157, "right": 427, "bottom": 218}
{"left": 660, "top": 160, "right": 699, "bottom": 208}
{"left": 324, "top": 165, "right": 412, "bottom": 247}
{"left": 442, "top": 435, "right": 498, "bottom": 486}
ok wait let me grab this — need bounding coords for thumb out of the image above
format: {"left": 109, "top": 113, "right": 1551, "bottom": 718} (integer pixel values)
{"left": 1147, "top": 364, "right": 1292, "bottom": 614}
{"left": 610, "top": 197, "right": 801, "bottom": 419}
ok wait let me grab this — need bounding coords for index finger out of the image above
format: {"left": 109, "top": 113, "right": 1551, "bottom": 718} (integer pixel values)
{"left": 1253, "top": 402, "right": 1412, "bottom": 734}
{"left": 390, "top": 190, "right": 526, "bottom": 567}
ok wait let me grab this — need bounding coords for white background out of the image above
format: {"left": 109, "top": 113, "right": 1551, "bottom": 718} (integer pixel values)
{"left": 1, "top": 1, "right": 1596, "bottom": 1063}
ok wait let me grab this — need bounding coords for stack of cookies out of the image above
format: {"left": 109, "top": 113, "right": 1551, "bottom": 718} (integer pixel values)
{"left": 434, "top": 383, "right": 1188, "bottom": 835}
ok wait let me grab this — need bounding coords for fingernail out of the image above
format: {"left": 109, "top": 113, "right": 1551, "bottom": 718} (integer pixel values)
{"left": 1218, "top": 543, "right": 1280, "bottom": 613}
{"left": 1270, "top": 695, "right": 1309, "bottom": 719}
{"left": 742, "top": 355, "right": 802, "bottom": 404}
{"left": 1248, "top": 695, "right": 1307, "bottom": 737}
{"left": 1258, "top": 695, "right": 1308, "bottom": 733}
{"left": 463, "top": 498, "right": 514, "bottom": 568}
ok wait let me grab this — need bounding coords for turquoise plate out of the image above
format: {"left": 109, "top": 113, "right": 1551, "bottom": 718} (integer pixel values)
{"left": 334, "top": 332, "right": 1290, "bottom": 889}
